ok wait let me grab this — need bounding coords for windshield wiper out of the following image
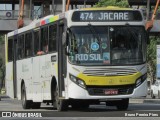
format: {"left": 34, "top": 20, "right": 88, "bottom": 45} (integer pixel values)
{"left": 126, "top": 27, "right": 138, "bottom": 42}
{"left": 88, "top": 24, "right": 101, "bottom": 44}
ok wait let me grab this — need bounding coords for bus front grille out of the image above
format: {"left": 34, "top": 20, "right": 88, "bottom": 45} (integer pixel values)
{"left": 87, "top": 85, "right": 134, "bottom": 96}
{"left": 83, "top": 67, "right": 137, "bottom": 76}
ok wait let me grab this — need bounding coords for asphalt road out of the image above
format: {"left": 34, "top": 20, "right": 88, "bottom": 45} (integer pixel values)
{"left": 0, "top": 96, "right": 160, "bottom": 119}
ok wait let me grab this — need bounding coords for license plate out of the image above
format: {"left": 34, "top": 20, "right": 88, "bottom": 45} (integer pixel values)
{"left": 104, "top": 89, "right": 118, "bottom": 95}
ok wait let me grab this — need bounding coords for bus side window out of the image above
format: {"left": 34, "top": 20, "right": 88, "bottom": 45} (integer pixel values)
{"left": 34, "top": 30, "right": 40, "bottom": 55}
{"left": 41, "top": 27, "right": 48, "bottom": 53}
{"left": 49, "top": 24, "right": 57, "bottom": 52}
{"left": 8, "top": 39, "right": 13, "bottom": 62}
{"left": 18, "top": 35, "right": 25, "bottom": 59}
{"left": 25, "top": 32, "right": 33, "bottom": 57}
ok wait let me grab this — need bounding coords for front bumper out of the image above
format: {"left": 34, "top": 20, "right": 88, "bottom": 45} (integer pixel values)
{"left": 67, "top": 80, "right": 147, "bottom": 99}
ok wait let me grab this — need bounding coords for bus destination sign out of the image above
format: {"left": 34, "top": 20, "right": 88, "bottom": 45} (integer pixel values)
{"left": 72, "top": 11, "right": 142, "bottom": 22}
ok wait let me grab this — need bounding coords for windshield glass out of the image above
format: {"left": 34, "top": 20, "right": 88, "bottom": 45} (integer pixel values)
{"left": 68, "top": 26, "right": 146, "bottom": 66}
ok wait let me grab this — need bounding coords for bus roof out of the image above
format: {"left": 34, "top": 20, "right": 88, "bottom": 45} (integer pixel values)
{"left": 7, "top": 6, "right": 139, "bottom": 37}
{"left": 82, "top": 6, "right": 132, "bottom": 11}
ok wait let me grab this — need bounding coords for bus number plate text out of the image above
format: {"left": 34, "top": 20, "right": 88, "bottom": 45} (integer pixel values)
{"left": 104, "top": 89, "right": 118, "bottom": 95}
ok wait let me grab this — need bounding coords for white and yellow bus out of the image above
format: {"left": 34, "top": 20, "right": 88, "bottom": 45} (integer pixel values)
{"left": 5, "top": 7, "right": 148, "bottom": 111}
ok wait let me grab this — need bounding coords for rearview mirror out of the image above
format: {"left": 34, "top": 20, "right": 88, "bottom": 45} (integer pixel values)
{"left": 64, "top": 31, "right": 69, "bottom": 56}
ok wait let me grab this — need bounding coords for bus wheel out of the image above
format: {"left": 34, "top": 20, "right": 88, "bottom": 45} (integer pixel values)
{"left": 32, "top": 102, "right": 41, "bottom": 109}
{"left": 116, "top": 98, "right": 129, "bottom": 110}
{"left": 54, "top": 87, "right": 68, "bottom": 111}
{"left": 21, "top": 84, "right": 31, "bottom": 109}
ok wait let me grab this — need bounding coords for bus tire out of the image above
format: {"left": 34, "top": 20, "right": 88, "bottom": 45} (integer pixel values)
{"left": 54, "top": 86, "right": 68, "bottom": 111}
{"left": 21, "top": 84, "right": 31, "bottom": 109}
{"left": 116, "top": 98, "right": 129, "bottom": 110}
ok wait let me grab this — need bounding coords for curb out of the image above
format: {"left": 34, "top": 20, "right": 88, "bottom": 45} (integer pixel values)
{"left": 0, "top": 95, "right": 9, "bottom": 99}
{"left": 129, "top": 99, "right": 144, "bottom": 103}
{"left": 130, "top": 98, "right": 160, "bottom": 104}
{"left": 143, "top": 99, "right": 160, "bottom": 104}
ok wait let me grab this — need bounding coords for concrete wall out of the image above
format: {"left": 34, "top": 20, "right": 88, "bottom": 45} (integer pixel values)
{"left": 0, "top": 20, "right": 17, "bottom": 31}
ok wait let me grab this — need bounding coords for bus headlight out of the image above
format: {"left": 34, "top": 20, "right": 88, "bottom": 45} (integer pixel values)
{"left": 135, "top": 73, "right": 147, "bottom": 88}
{"left": 69, "top": 74, "right": 86, "bottom": 89}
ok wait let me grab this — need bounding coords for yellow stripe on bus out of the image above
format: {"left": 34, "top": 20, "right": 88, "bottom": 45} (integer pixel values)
{"left": 77, "top": 72, "right": 142, "bottom": 86}
{"left": 34, "top": 27, "right": 40, "bottom": 31}
{"left": 11, "top": 72, "right": 13, "bottom": 81}
{"left": 54, "top": 63, "right": 58, "bottom": 76}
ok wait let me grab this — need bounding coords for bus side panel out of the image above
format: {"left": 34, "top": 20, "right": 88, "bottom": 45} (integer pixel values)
{"left": 50, "top": 53, "right": 58, "bottom": 81}
{"left": 32, "top": 56, "right": 42, "bottom": 102}
{"left": 51, "top": 53, "right": 58, "bottom": 80}
{"left": 42, "top": 53, "right": 58, "bottom": 100}
{"left": 42, "top": 54, "right": 55, "bottom": 100}
{"left": 45, "top": 54, "right": 53, "bottom": 77}
{"left": 22, "top": 58, "right": 33, "bottom": 100}
{"left": 50, "top": 53, "right": 58, "bottom": 90}
{"left": 6, "top": 62, "right": 14, "bottom": 98}
{"left": 16, "top": 60, "right": 23, "bottom": 100}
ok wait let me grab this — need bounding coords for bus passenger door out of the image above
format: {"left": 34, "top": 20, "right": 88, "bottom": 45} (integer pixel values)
{"left": 58, "top": 20, "right": 67, "bottom": 97}
{"left": 32, "top": 29, "right": 42, "bottom": 102}
{"left": 13, "top": 38, "right": 18, "bottom": 98}
{"left": 6, "top": 37, "right": 16, "bottom": 99}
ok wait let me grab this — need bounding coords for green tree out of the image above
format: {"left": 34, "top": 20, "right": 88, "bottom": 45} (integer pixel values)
{"left": 0, "top": 35, "right": 4, "bottom": 44}
{"left": 147, "top": 37, "right": 157, "bottom": 83}
{"left": 0, "top": 57, "right": 5, "bottom": 89}
{"left": 0, "top": 35, "right": 5, "bottom": 91}
{"left": 95, "top": 0, "right": 129, "bottom": 7}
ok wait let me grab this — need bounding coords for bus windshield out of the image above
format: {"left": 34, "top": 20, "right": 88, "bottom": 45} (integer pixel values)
{"left": 68, "top": 26, "right": 146, "bottom": 66}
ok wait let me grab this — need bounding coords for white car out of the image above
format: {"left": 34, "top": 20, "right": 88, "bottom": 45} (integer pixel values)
{"left": 150, "top": 80, "right": 160, "bottom": 99}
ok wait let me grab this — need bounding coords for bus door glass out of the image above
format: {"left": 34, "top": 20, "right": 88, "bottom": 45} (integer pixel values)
{"left": 6, "top": 38, "right": 14, "bottom": 98}
{"left": 58, "top": 20, "right": 67, "bottom": 97}
{"left": 13, "top": 37, "right": 18, "bottom": 98}
{"left": 45, "top": 24, "right": 57, "bottom": 78}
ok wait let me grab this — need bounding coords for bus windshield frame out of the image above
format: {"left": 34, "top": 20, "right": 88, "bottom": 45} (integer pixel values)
{"left": 67, "top": 26, "right": 147, "bottom": 66}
